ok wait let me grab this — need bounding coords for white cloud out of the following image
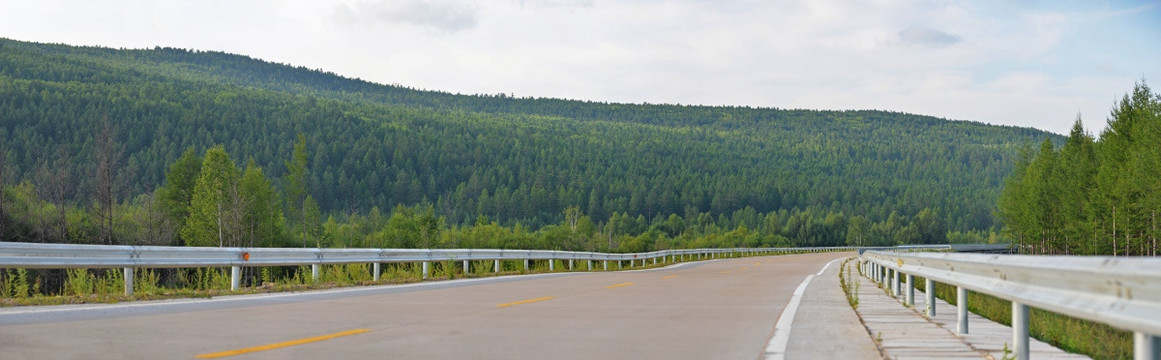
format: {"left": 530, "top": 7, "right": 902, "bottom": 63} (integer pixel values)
{"left": 898, "top": 26, "right": 962, "bottom": 48}
{"left": 334, "top": 0, "right": 480, "bottom": 33}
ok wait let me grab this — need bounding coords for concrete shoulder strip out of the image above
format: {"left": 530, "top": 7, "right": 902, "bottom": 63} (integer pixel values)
{"left": 763, "top": 258, "right": 841, "bottom": 359}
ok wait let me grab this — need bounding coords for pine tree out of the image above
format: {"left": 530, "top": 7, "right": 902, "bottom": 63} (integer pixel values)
{"left": 284, "top": 134, "right": 309, "bottom": 247}
{"left": 1055, "top": 117, "right": 1097, "bottom": 254}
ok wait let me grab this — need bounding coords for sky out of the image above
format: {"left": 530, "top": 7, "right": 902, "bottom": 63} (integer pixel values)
{"left": 1, "top": 0, "right": 1159, "bottom": 135}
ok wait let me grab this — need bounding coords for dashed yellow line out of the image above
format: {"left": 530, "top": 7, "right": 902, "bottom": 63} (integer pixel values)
{"left": 497, "top": 296, "right": 554, "bottom": 308}
{"left": 606, "top": 282, "right": 635, "bottom": 289}
{"left": 195, "top": 328, "right": 371, "bottom": 358}
{"left": 661, "top": 275, "right": 679, "bottom": 279}
{"left": 720, "top": 270, "right": 732, "bottom": 274}
{"left": 753, "top": 262, "right": 762, "bottom": 266}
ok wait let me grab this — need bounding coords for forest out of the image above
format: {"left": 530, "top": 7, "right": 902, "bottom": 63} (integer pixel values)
{"left": 997, "top": 81, "right": 1160, "bottom": 256}
{"left": 0, "top": 37, "right": 1056, "bottom": 252}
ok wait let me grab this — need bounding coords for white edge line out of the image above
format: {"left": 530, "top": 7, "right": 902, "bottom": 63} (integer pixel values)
{"left": 763, "top": 257, "right": 842, "bottom": 359}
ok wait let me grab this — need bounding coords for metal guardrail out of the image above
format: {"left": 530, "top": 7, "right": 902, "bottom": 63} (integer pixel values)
{"left": 860, "top": 250, "right": 1161, "bottom": 360}
{"left": 1, "top": 242, "right": 906, "bottom": 296}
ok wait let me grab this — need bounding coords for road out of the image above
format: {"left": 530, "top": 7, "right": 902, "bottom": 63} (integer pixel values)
{"left": 0, "top": 252, "right": 855, "bottom": 359}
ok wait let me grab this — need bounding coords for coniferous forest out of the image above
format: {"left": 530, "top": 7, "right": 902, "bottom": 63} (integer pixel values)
{"left": 997, "top": 82, "right": 1161, "bottom": 256}
{"left": 0, "top": 37, "right": 1066, "bottom": 252}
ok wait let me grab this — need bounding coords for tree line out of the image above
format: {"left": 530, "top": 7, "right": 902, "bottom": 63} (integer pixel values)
{"left": 997, "top": 81, "right": 1160, "bottom": 256}
{"left": 1, "top": 126, "right": 963, "bottom": 251}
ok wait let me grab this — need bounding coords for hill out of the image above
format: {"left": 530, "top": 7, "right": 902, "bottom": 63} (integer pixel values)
{"left": 0, "top": 37, "right": 1061, "bottom": 248}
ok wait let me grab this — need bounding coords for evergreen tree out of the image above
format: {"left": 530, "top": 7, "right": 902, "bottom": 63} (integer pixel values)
{"left": 284, "top": 134, "right": 309, "bottom": 247}
{"left": 1055, "top": 118, "right": 1096, "bottom": 254}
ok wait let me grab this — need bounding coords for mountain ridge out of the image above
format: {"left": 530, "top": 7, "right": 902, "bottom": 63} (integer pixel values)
{"left": 0, "top": 37, "right": 1061, "bottom": 233}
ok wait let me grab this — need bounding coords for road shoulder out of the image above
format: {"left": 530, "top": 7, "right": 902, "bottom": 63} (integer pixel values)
{"left": 784, "top": 257, "right": 881, "bottom": 360}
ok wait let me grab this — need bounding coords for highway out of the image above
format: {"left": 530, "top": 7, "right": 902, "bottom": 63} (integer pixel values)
{"left": 0, "top": 252, "right": 855, "bottom": 359}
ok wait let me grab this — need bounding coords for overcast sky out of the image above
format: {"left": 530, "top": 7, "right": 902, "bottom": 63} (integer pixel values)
{"left": 2, "top": 0, "right": 1159, "bottom": 135}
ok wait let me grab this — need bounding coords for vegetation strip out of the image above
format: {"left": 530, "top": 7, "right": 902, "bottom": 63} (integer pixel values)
{"left": 497, "top": 296, "right": 554, "bottom": 308}
{"left": 605, "top": 282, "right": 634, "bottom": 289}
{"left": 194, "top": 328, "right": 371, "bottom": 358}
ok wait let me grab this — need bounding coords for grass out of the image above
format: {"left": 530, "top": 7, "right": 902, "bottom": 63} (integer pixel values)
{"left": 913, "top": 276, "right": 1133, "bottom": 359}
{"left": 838, "top": 257, "right": 859, "bottom": 309}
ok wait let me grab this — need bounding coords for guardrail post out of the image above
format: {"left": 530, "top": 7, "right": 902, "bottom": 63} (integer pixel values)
{"left": 653, "top": 256, "right": 657, "bottom": 265}
{"left": 463, "top": 260, "right": 469, "bottom": 275}
{"left": 587, "top": 260, "right": 592, "bottom": 271}
{"left": 523, "top": 259, "right": 529, "bottom": 271}
{"left": 231, "top": 266, "right": 241, "bottom": 291}
{"left": 1013, "top": 302, "right": 1029, "bottom": 360}
{"left": 926, "top": 278, "right": 936, "bottom": 317}
{"left": 312, "top": 264, "right": 320, "bottom": 283}
{"left": 603, "top": 260, "right": 608, "bottom": 270}
{"left": 373, "top": 263, "right": 381, "bottom": 282}
{"left": 619, "top": 260, "right": 623, "bottom": 269}
{"left": 892, "top": 269, "right": 901, "bottom": 297}
{"left": 549, "top": 259, "right": 555, "bottom": 271}
{"left": 905, "top": 274, "right": 914, "bottom": 306}
{"left": 569, "top": 259, "right": 574, "bottom": 270}
{"left": 494, "top": 260, "right": 500, "bottom": 273}
{"left": 422, "top": 261, "right": 430, "bottom": 279}
{"left": 1135, "top": 332, "right": 1160, "bottom": 360}
{"left": 957, "top": 286, "right": 969, "bottom": 334}
{"left": 123, "top": 268, "right": 134, "bottom": 296}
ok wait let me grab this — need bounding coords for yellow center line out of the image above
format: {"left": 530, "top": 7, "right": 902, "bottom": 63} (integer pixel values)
{"left": 753, "top": 262, "right": 762, "bottom": 266}
{"left": 497, "top": 296, "right": 554, "bottom": 308}
{"left": 739, "top": 267, "right": 749, "bottom": 271}
{"left": 195, "top": 328, "right": 371, "bottom": 359}
{"left": 605, "top": 282, "right": 635, "bottom": 289}
{"left": 661, "top": 275, "right": 679, "bottom": 279}
{"left": 720, "top": 270, "right": 732, "bottom": 274}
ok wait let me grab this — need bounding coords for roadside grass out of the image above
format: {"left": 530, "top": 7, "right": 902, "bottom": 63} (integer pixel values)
{"left": 838, "top": 257, "right": 859, "bottom": 309}
{"left": 913, "top": 277, "right": 1132, "bottom": 359}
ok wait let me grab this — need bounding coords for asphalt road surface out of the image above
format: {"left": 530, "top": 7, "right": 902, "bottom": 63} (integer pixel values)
{"left": 0, "top": 252, "right": 853, "bottom": 359}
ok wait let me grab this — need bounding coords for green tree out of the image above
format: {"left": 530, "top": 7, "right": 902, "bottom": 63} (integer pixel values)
{"left": 182, "top": 146, "right": 239, "bottom": 247}
{"left": 302, "top": 194, "right": 321, "bottom": 248}
{"left": 239, "top": 160, "right": 284, "bottom": 248}
{"left": 1055, "top": 118, "right": 1097, "bottom": 254}
{"left": 997, "top": 146, "right": 1035, "bottom": 252}
{"left": 158, "top": 147, "right": 201, "bottom": 245}
{"left": 846, "top": 215, "right": 871, "bottom": 247}
{"left": 284, "top": 133, "right": 309, "bottom": 247}
{"left": 1093, "top": 82, "right": 1156, "bottom": 256}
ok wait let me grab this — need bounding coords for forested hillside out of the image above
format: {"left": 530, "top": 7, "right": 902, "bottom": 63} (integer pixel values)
{"left": 0, "top": 37, "right": 1060, "bottom": 250}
